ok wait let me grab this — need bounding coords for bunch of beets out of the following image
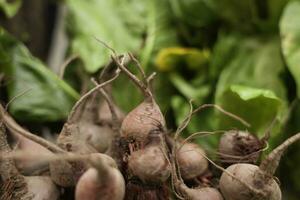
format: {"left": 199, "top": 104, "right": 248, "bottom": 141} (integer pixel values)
{"left": 0, "top": 52, "right": 299, "bottom": 200}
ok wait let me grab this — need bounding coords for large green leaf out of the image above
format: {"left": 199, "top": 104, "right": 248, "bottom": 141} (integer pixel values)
{"left": 109, "top": 0, "right": 178, "bottom": 112}
{"left": 209, "top": 32, "right": 242, "bottom": 79}
{"left": 210, "top": 0, "right": 258, "bottom": 31}
{"left": 215, "top": 36, "right": 287, "bottom": 135}
{"left": 66, "top": 0, "right": 142, "bottom": 73}
{"left": 0, "top": 28, "right": 79, "bottom": 121}
{"left": 210, "top": 0, "right": 289, "bottom": 33}
{"left": 0, "top": 0, "right": 21, "bottom": 18}
{"left": 216, "top": 37, "right": 286, "bottom": 100}
{"left": 280, "top": 1, "right": 300, "bottom": 98}
{"left": 139, "top": 0, "right": 178, "bottom": 69}
{"left": 217, "top": 85, "right": 282, "bottom": 136}
{"left": 169, "top": 73, "right": 210, "bottom": 103}
{"left": 169, "top": 0, "right": 217, "bottom": 27}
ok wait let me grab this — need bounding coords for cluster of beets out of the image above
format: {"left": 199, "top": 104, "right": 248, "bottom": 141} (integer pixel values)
{"left": 1, "top": 53, "right": 299, "bottom": 200}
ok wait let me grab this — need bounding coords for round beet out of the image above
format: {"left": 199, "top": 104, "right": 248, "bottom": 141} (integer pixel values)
{"left": 25, "top": 176, "right": 60, "bottom": 200}
{"left": 218, "top": 130, "right": 262, "bottom": 164}
{"left": 75, "top": 154, "right": 125, "bottom": 200}
{"left": 219, "top": 132, "right": 300, "bottom": 200}
{"left": 183, "top": 187, "right": 224, "bottom": 200}
{"left": 49, "top": 123, "right": 97, "bottom": 187}
{"left": 121, "top": 99, "right": 165, "bottom": 144}
{"left": 220, "top": 164, "right": 280, "bottom": 200}
{"left": 175, "top": 178, "right": 223, "bottom": 200}
{"left": 177, "top": 142, "right": 208, "bottom": 180}
{"left": 128, "top": 142, "right": 170, "bottom": 183}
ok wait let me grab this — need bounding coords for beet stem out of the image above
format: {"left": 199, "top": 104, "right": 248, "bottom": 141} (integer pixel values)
{"left": 5, "top": 88, "right": 33, "bottom": 111}
{"left": 111, "top": 55, "right": 153, "bottom": 100}
{"left": 128, "top": 52, "right": 147, "bottom": 80}
{"left": 59, "top": 54, "right": 79, "bottom": 79}
{"left": 174, "top": 103, "right": 250, "bottom": 140}
{"left": 181, "top": 130, "right": 226, "bottom": 146}
{"left": 68, "top": 68, "right": 120, "bottom": 122}
{"left": 260, "top": 132, "right": 300, "bottom": 175}
{"left": 91, "top": 78, "right": 120, "bottom": 130}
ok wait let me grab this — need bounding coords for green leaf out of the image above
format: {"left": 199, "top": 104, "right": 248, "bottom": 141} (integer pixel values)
{"left": 0, "top": 0, "right": 21, "bottom": 18}
{"left": 169, "top": 0, "right": 217, "bottom": 27}
{"left": 139, "top": 0, "right": 178, "bottom": 69}
{"left": 280, "top": 1, "right": 300, "bottom": 98}
{"left": 0, "top": 28, "right": 79, "bottom": 122}
{"left": 216, "top": 37, "right": 286, "bottom": 100}
{"left": 169, "top": 73, "right": 210, "bottom": 103}
{"left": 217, "top": 85, "right": 282, "bottom": 136}
{"left": 210, "top": 0, "right": 258, "bottom": 31}
{"left": 210, "top": 32, "right": 242, "bottom": 79}
{"left": 215, "top": 36, "right": 287, "bottom": 135}
{"left": 266, "top": 0, "right": 290, "bottom": 29}
{"left": 66, "top": 0, "right": 142, "bottom": 73}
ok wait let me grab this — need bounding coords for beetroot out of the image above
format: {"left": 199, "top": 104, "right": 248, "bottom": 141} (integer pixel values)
{"left": 177, "top": 142, "right": 208, "bottom": 180}
{"left": 218, "top": 130, "right": 263, "bottom": 165}
{"left": 121, "top": 99, "right": 165, "bottom": 143}
{"left": 219, "top": 132, "right": 300, "bottom": 200}
{"left": 111, "top": 54, "right": 166, "bottom": 147}
{"left": 50, "top": 70, "right": 121, "bottom": 187}
{"left": 127, "top": 135, "right": 170, "bottom": 183}
{"left": 75, "top": 154, "right": 125, "bottom": 200}
{"left": 0, "top": 125, "right": 59, "bottom": 200}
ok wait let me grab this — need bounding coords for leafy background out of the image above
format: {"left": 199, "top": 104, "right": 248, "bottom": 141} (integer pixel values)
{"left": 1, "top": 0, "right": 300, "bottom": 198}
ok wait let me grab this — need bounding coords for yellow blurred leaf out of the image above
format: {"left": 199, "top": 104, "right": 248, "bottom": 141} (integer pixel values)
{"left": 155, "top": 47, "right": 210, "bottom": 72}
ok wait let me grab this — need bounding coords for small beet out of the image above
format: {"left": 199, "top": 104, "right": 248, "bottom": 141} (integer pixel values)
{"left": 25, "top": 176, "right": 60, "bottom": 200}
{"left": 177, "top": 142, "right": 208, "bottom": 180}
{"left": 0, "top": 125, "right": 60, "bottom": 200}
{"left": 220, "top": 164, "right": 280, "bottom": 200}
{"left": 218, "top": 130, "right": 262, "bottom": 164}
{"left": 10, "top": 133, "right": 53, "bottom": 175}
{"left": 180, "top": 185, "right": 223, "bottom": 200}
{"left": 185, "top": 187, "right": 223, "bottom": 200}
{"left": 121, "top": 99, "right": 165, "bottom": 144}
{"left": 98, "top": 99, "right": 124, "bottom": 126}
{"left": 75, "top": 153, "right": 125, "bottom": 200}
{"left": 219, "top": 132, "right": 300, "bottom": 200}
{"left": 50, "top": 72, "right": 120, "bottom": 187}
{"left": 112, "top": 54, "right": 166, "bottom": 146}
{"left": 127, "top": 135, "right": 170, "bottom": 183}
{"left": 79, "top": 93, "right": 123, "bottom": 153}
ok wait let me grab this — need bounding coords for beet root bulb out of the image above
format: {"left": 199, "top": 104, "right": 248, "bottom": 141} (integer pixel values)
{"left": 177, "top": 142, "right": 208, "bottom": 180}
{"left": 218, "top": 130, "right": 262, "bottom": 164}
{"left": 219, "top": 163, "right": 281, "bottom": 200}
{"left": 121, "top": 100, "right": 165, "bottom": 143}
{"left": 25, "top": 176, "right": 60, "bottom": 200}
{"left": 128, "top": 144, "right": 170, "bottom": 183}
{"left": 75, "top": 154, "right": 125, "bottom": 200}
